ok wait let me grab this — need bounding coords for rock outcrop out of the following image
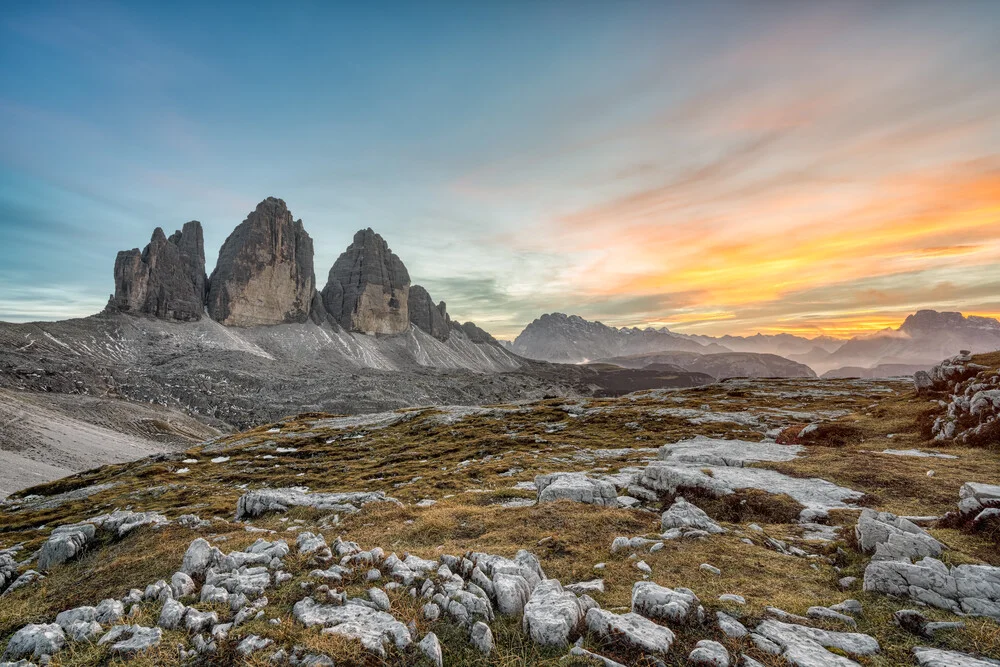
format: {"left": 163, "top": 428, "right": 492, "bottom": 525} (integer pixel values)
{"left": 112, "top": 221, "right": 206, "bottom": 321}
{"left": 322, "top": 228, "right": 410, "bottom": 335}
{"left": 408, "top": 285, "right": 451, "bottom": 340}
{"left": 206, "top": 198, "right": 315, "bottom": 327}
{"left": 920, "top": 352, "right": 1000, "bottom": 445}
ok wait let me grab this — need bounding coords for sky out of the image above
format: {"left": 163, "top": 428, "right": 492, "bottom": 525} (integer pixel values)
{"left": 1, "top": 1, "right": 999, "bottom": 339}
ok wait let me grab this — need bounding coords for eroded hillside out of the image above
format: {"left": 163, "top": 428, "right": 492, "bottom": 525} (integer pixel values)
{"left": 1, "top": 357, "right": 998, "bottom": 666}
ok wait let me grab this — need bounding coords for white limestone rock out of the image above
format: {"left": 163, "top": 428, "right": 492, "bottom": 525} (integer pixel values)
{"left": 171, "top": 572, "right": 196, "bottom": 598}
{"left": 236, "top": 635, "right": 273, "bottom": 655}
{"left": 565, "top": 579, "right": 604, "bottom": 596}
{"left": 292, "top": 597, "right": 411, "bottom": 657}
{"left": 855, "top": 509, "right": 943, "bottom": 561}
{"left": 585, "top": 608, "right": 674, "bottom": 654}
{"left": 1, "top": 624, "right": 65, "bottom": 661}
{"left": 236, "top": 488, "right": 396, "bottom": 519}
{"left": 535, "top": 473, "right": 618, "bottom": 506}
{"left": 98, "top": 625, "right": 163, "bottom": 657}
{"left": 688, "top": 639, "right": 730, "bottom": 667}
{"left": 181, "top": 538, "right": 219, "bottom": 576}
{"left": 716, "top": 611, "right": 747, "bottom": 638}
{"left": 660, "top": 497, "right": 726, "bottom": 534}
{"left": 521, "top": 580, "right": 585, "bottom": 647}
{"left": 418, "top": 632, "right": 444, "bottom": 667}
{"left": 470, "top": 621, "right": 494, "bottom": 655}
{"left": 37, "top": 524, "right": 96, "bottom": 572}
{"left": 631, "top": 581, "right": 703, "bottom": 625}
{"left": 863, "top": 556, "right": 1000, "bottom": 620}
{"left": 158, "top": 599, "right": 187, "bottom": 630}
{"left": 912, "top": 646, "right": 1000, "bottom": 667}
{"left": 752, "top": 619, "right": 879, "bottom": 667}
{"left": 658, "top": 436, "right": 802, "bottom": 466}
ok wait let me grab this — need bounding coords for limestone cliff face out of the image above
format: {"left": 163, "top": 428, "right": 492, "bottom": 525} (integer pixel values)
{"left": 112, "top": 221, "right": 206, "bottom": 321}
{"left": 408, "top": 285, "right": 451, "bottom": 340}
{"left": 322, "top": 228, "right": 410, "bottom": 335}
{"left": 206, "top": 198, "right": 315, "bottom": 327}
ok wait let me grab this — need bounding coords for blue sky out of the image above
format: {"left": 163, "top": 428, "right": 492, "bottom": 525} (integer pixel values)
{"left": 2, "top": 1, "right": 999, "bottom": 337}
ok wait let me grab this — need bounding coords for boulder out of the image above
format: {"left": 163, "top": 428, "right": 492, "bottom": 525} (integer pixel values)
{"left": 171, "top": 572, "right": 196, "bottom": 598}
{"left": 584, "top": 608, "right": 674, "bottom": 654}
{"left": 1, "top": 624, "right": 65, "bottom": 661}
{"left": 158, "top": 599, "right": 187, "bottom": 630}
{"left": 717, "top": 611, "right": 747, "bottom": 638}
{"left": 292, "top": 597, "right": 411, "bottom": 657}
{"left": 95, "top": 599, "right": 125, "bottom": 625}
{"left": 470, "top": 621, "right": 494, "bottom": 655}
{"left": 37, "top": 523, "right": 96, "bottom": 571}
{"left": 112, "top": 221, "right": 206, "bottom": 321}
{"left": 207, "top": 197, "right": 315, "bottom": 326}
{"left": 181, "top": 538, "right": 219, "bottom": 576}
{"left": 322, "top": 228, "right": 410, "bottom": 334}
{"left": 688, "top": 639, "right": 730, "bottom": 667}
{"left": 418, "top": 632, "right": 444, "bottom": 666}
{"left": 660, "top": 497, "right": 726, "bottom": 534}
{"left": 631, "top": 581, "right": 703, "bottom": 625}
{"left": 863, "top": 556, "right": 1000, "bottom": 620}
{"left": 97, "top": 625, "right": 162, "bottom": 656}
{"left": 855, "top": 509, "right": 943, "bottom": 561}
{"left": 534, "top": 473, "right": 618, "bottom": 506}
{"left": 521, "top": 580, "right": 586, "bottom": 647}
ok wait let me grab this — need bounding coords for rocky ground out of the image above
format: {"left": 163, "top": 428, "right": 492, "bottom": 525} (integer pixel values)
{"left": 0, "top": 355, "right": 998, "bottom": 666}
{"left": 0, "top": 312, "right": 718, "bottom": 497}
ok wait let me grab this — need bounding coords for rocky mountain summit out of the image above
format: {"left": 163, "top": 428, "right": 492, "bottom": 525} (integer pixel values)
{"left": 511, "top": 313, "right": 720, "bottom": 363}
{"left": 108, "top": 197, "right": 494, "bottom": 346}
{"left": 206, "top": 198, "right": 316, "bottom": 327}
{"left": 803, "top": 310, "right": 1000, "bottom": 376}
{"left": 111, "top": 221, "right": 207, "bottom": 322}
{"left": 322, "top": 228, "right": 411, "bottom": 335}
{"left": 513, "top": 314, "right": 815, "bottom": 379}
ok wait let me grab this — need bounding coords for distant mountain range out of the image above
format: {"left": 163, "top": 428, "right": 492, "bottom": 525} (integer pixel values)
{"left": 510, "top": 310, "right": 1000, "bottom": 378}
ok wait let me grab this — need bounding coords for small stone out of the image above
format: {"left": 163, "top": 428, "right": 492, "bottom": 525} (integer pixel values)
{"left": 700, "top": 563, "right": 721, "bottom": 576}
{"left": 470, "top": 621, "right": 493, "bottom": 655}
{"left": 418, "top": 632, "right": 443, "bottom": 667}
{"left": 716, "top": 611, "right": 747, "bottom": 639}
{"left": 688, "top": 639, "right": 730, "bottom": 667}
{"left": 236, "top": 635, "right": 273, "bottom": 656}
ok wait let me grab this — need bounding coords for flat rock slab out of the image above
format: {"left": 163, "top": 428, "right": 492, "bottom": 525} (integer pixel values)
{"left": 879, "top": 449, "right": 958, "bottom": 459}
{"left": 913, "top": 646, "right": 1000, "bottom": 667}
{"left": 292, "top": 597, "right": 411, "bottom": 656}
{"left": 753, "top": 619, "right": 879, "bottom": 667}
{"left": 236, "top": 488, "right": 396, "bottom": 518}
{"left": 863, "top": 556, "right": 1000, "bottom": 620}
{"left": 658, "top": 436, "right": 803, "bottom": 466}
{"left": 585, "top": 608, "right": 674, "bottom": 654}
{"left": 641, "top": 462, "right": 863, "bottom": 518}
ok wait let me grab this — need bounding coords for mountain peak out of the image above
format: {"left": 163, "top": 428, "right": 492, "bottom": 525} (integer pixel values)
{"left": 321, "top": 228, "right": 411, "bottom": 335}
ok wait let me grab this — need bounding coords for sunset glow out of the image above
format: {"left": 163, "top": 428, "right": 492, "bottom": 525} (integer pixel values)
{"left": 1, "top": 2, "right": 998, "bottom": 339}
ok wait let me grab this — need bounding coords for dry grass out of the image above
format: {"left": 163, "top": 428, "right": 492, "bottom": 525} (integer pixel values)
{"left": 2, "top": 373, "right": 1000, "bottom": 664}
